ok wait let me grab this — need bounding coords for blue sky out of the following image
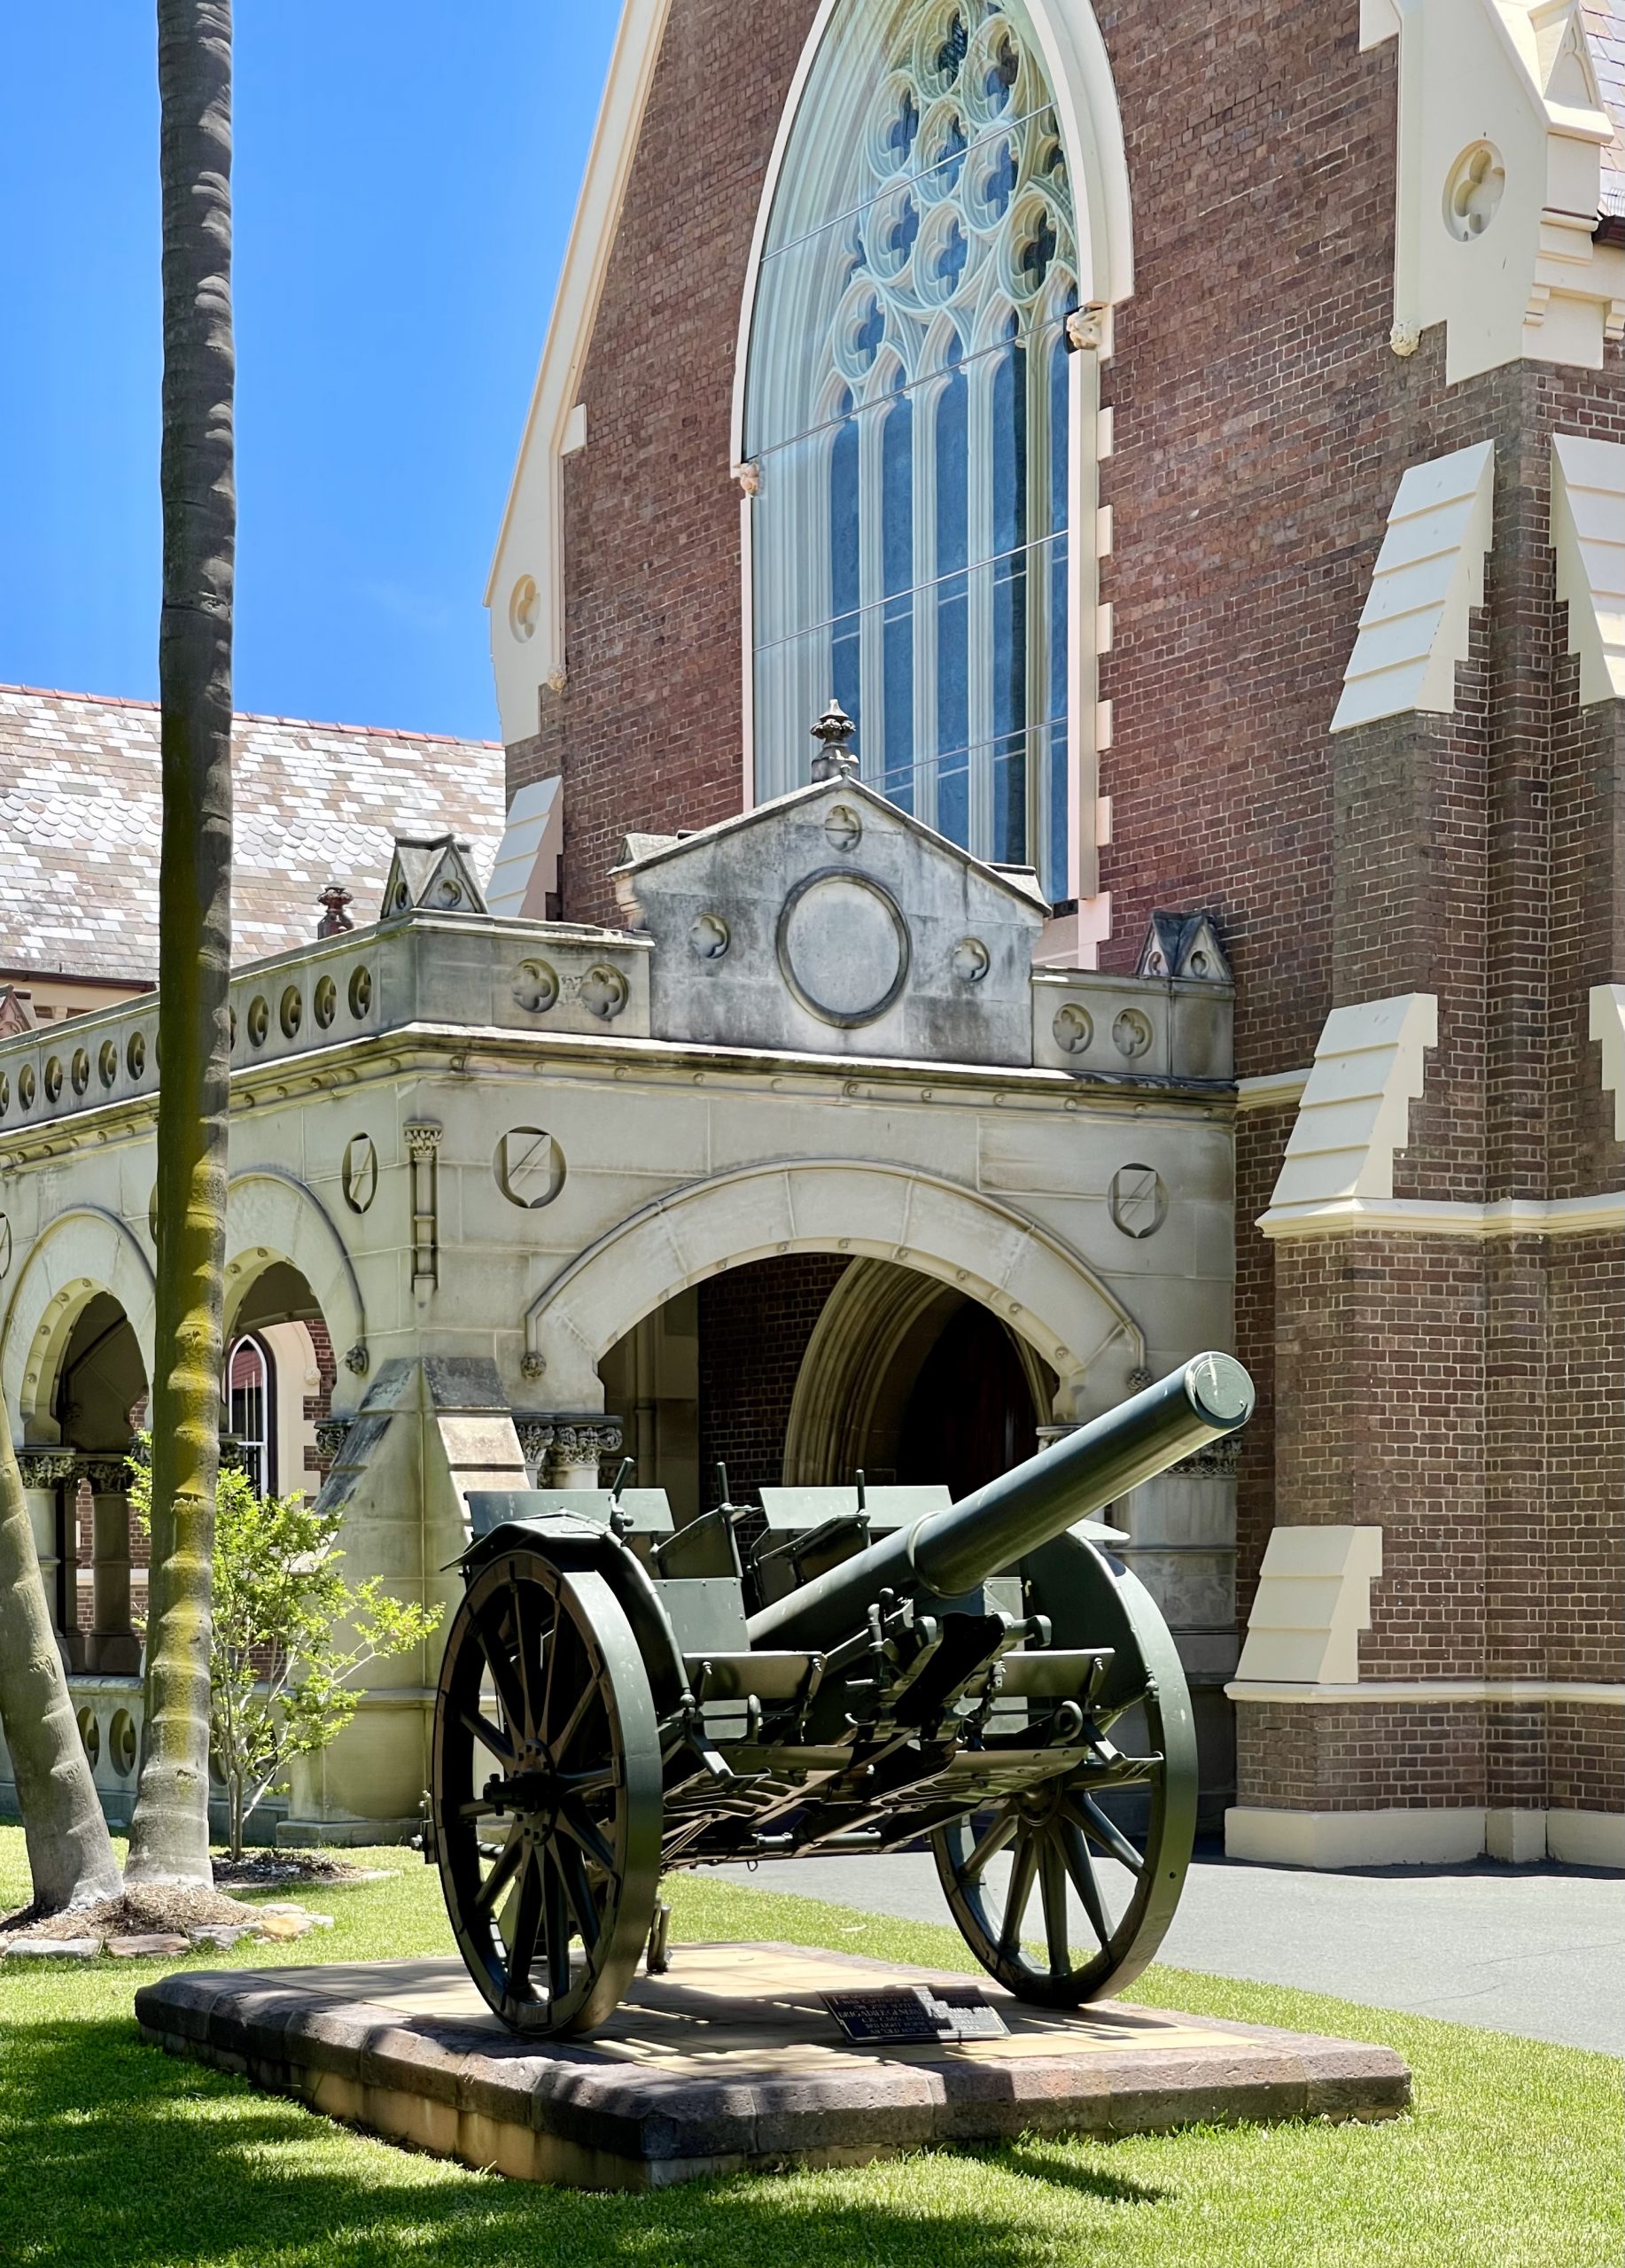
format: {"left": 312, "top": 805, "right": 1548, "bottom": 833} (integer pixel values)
{"left": 0, "top": 4, "right": 617, "bottom": 742}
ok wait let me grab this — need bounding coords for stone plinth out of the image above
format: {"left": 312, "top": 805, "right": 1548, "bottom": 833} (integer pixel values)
{"left": 136, "top": 1943, "right": 1410, "bottom": 2190}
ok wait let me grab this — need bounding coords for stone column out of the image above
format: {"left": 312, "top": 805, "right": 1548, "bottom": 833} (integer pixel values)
{"left": 83, "top": 1456, "right": 140, "bottom": 1675}
{"left": 19, "top": 1450, "right": 75, "bottom": 1645}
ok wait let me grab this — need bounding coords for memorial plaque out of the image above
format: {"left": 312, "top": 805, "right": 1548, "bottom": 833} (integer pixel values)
{"left": 822, "top": 1984, "right": 1008, "bottom": 2045}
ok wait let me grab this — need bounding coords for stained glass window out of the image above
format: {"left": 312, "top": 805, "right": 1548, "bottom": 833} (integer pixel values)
{"left": 746, "top": 0, "right": 1078, "bottom": 901}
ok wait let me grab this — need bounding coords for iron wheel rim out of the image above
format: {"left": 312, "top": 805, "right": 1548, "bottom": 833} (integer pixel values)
{"left": 432, "top": 1550, "right": 660, "bottom": 2035}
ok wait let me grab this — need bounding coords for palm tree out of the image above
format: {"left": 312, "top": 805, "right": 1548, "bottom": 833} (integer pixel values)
{"left": 0, "top": 1435, "right": 121, "bottom": 1914}
{"left": 124, "top": 0, "right": 236, "bottom": 1888}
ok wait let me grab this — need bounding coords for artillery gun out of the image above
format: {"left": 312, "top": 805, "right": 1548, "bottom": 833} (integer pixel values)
{"left": 431, "top": 1351, "right": 1254, "bottom": 2035}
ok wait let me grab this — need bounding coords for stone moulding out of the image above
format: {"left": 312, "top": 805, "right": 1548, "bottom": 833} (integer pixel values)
{"left": 1330, "top": 446, "right": 1495, "bottom": 732}
{"left": 1590, "top": 982, "right": 1625, "bottom": 1140}
{"left": 1263, "top": 992, "right": 1438, "bottom": 1220}
{"left": 1233, "top": 1526, "right": 1384, "bottom": 1688}
{"left": 1225, "top": 1677, "right": 1625, "bottom": 1705}
{"left": 1552, "top": 434, "right": 1625, "bottom": 704}
{"left": 521, "top": 1154, "right": 1147, "bottom": 1413}
{"left": 1364, "top": 0, "right": 1625, "bottom": 383}
{"left": 1258, "top": 1191, "right": 1625, "bottom": 1239}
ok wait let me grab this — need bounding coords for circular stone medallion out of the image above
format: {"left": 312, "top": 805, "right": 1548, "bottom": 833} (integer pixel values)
{"left": 777, "top": 870, "right": 910, "bottom": 1028}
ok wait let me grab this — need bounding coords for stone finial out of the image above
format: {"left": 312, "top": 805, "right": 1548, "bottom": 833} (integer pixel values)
{"left": 316, "top": 882, "right": 355, "bottom": 939}
{"left": 810, "top": 700, "right": 859, "bottom": 783}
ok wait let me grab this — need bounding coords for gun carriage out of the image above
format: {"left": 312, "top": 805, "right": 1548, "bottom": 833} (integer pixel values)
{"left": 430, "top": 1351, "right": 1254, "bottom": 2035}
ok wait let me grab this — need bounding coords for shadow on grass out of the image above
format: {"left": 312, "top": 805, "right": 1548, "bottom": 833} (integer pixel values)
{"left": 1, "top": 2017, "right": 1170, "bottom": 2268}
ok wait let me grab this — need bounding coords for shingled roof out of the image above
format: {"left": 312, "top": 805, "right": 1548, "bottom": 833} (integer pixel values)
{"left": 0, "top": 685, "right": 506, "bottom": 983}
{"left": 1587, "top": 0, "right": 1625, "bottom": 216}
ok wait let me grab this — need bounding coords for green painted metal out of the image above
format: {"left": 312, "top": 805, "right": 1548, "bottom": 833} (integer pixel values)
{"left": 932, "top": 1537, "right": 1198, "bottom": 2004}
{"left": 432, "top": 1354, "right": 1249, "bottom": 2039}
{"left": 432, "top": 1551, "right": 661, "bottom": 2035}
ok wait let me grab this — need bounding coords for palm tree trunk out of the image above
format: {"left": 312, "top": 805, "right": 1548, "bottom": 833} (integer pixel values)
{"left": 125, "top": 0, "right": 236, "bottom": 1888}
{"left": 0, "top": 1428, "right": 121, "bottom": 1913}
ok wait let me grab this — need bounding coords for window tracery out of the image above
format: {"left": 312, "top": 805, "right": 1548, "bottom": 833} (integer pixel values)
{"left": 746, "top": 0, "right": 1079, "bottom": 899}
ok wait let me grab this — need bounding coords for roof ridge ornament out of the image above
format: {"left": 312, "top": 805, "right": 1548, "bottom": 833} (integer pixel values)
{"left": 810, "top": 700, "right": 859, "bottom": 783}
{"left": 316, "top": 882, "right": 354, "bottom": 939}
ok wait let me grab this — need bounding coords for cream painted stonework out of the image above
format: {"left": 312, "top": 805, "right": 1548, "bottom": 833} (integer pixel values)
{"left": 0, "top": 784, "right": 1235, "bottom": 1840}
{"left": 1366, "top": 0, "right": 1625, "bottom": 381}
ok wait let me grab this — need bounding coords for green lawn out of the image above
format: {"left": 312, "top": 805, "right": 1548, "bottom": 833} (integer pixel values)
{"left": 0, "top": 1826, "right": 1616, "bottom": 2268}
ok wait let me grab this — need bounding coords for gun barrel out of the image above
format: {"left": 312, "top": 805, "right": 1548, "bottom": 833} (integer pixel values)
{"left": 746, "top": 1351, "right": 1253, "bottom": 1655}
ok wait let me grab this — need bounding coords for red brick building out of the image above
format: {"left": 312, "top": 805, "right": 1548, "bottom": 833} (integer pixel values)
{"left": 483, "top": 0, "right": 1625, "bottom": 1866}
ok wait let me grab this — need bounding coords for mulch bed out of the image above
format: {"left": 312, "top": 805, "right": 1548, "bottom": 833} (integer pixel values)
{"left": 1, "top": 1884, "right": 259, "bottom": 1942}
{"left": 211, "top": 1851, "right": 380, "bottom": 1890}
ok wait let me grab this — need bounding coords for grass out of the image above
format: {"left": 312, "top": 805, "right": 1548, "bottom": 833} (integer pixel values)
{"left": 0, "top": 1826, "right": 1617, "bottom": 2268}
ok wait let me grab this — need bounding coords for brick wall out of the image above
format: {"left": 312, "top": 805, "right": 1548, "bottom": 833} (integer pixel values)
{"left": 696, "top": 1254, "right": 850, "bottom": 1502}
{"left": 1238, "top": 1701, "right": 1489, "bottom": 1813}
{"left": 508, "top": 0, "right": 807, "bottom": 926}
{"left": 512, "top": 0, "right": 1624, "bottom": 1828}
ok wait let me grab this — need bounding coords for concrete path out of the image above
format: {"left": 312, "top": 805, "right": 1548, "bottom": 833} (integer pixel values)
{"left": 710, "top": 1850, "right": 1623, "bottom": 2054}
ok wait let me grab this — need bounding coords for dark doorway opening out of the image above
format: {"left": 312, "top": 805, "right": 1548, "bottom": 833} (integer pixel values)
{"left": 895, "top": 1299, "right": 1038, "bottom": 1497}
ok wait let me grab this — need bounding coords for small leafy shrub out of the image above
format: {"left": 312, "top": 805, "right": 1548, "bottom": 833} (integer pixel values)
{"left": 129, "top": 1440, "right": 441, "bottom": 1857}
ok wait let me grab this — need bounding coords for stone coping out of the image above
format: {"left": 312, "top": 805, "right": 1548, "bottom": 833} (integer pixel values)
{"left": 136, "top": 1944, "right": 1411, "bottom": 2191}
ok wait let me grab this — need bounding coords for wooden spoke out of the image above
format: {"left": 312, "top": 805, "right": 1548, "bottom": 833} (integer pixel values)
{"left": 557, "top": 1763, "right": 617, "bottom": 1798}
{"left": 458, "top": 1705, "right": 517, "bottom": 1769}
{"left": 509, "top": 1581, "right": 546, "bottom": 1740}
{"left": 542, "top": 1848, "right": 573, "bottom": 1999}
{"left": 999, "top": 1829, "right": 1039, "bottom": 1954}
{"left": 554, "top": 1837, "right": 603, "bottom": 1949}
{"left": 1061, "top": 1820, "right": 1112, "bottom": 1946}
{"left": 1067, "top": 1792, "right": 1146, "bottom": 1875}
{"left": 547, "top": 1667, "right": 597, "bottom": 1769}
{"left": 506, "top": 1850, "right": 544, "bottom": 1987}
{"left": 555, "top": 1798, "right": 615, "bottom": 1876}
{"left": 1039, "top": 1831, "right": 1071, "bottom": 1977}
{"left": 475, "top": 1821, "right": 525, "bottom": 1915}
{"left": 470, "top": 1606, "right": 527, "bottom": 1738}
{"left": 962, "top": 1806, "right": 1019, "bottom": 1883}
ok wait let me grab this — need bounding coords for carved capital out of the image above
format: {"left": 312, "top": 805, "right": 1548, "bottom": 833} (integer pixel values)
{"left": 515, "top": 1419, "right": 556, "bottom": 1469}
{"left": 1125, "top": 1366, "right": 1155, "bottom": 1392}
{"left": 315, "top": 1418, "right": 352, "bottom": 1462}
{"left": 553, "top": 1419, "right": 624, "bottom": 1466}
{"left": 344, "top": 1341, "right": 369, "bottom": 1377}
{"left": 18, "top": 1449, "right": 78, "bottom": 1488}
{"left": 731, "top": 458, "right": 761, "bottom": 497}
{"left": 519, "top": 1351, "right": 547, "bottom": 1383}
{"left": 1170, "top": 1436, "right": 1242, "bottom": 1480}
{"left": 404, "top": 1122, "right": 443, "bottom": 1158}
{"left": 1065, "top": 302, "right": 1108, "bottom": 353}
{"left": 74, "top": 1455, "right": 132, "bottom": 1494}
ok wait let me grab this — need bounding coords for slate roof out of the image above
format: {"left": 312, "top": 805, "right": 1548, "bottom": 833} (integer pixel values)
{"left": 1586, "top": 0, "right": 1625, "bottom": 216}
{"left": 0, "top": 685, "right": 506, "bottom": 983}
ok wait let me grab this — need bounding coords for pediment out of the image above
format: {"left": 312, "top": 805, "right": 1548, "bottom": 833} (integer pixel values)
{"left": 1136, "top": 911, "right": 1232, "bottom": 984}
{"left": 610, "top": 781, "right": 1046, "bottom": 1065}
{"left": 381, "top": 831, "right": 489, "bottom": 920}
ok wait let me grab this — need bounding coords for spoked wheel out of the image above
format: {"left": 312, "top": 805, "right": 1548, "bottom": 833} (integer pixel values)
{"left": 432, "top": 1547, "right": 661, "bottom": 2034}
{"left": 931, "top": 1577, "right": 1197, "bottom": 2006}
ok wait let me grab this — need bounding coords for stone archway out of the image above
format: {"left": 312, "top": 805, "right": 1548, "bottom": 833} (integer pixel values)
{"left": 524, "top": 1158, "right": 1143, "bottom": 1417}
{"left": 781, "top": 1256, "right": 1056, "bottom": 1487}
{"left": 1, "top": 1207, "right": 157, "bottom": 1441}
{"left": 224, "top": 1169, "right": 368, "bottom": 1387}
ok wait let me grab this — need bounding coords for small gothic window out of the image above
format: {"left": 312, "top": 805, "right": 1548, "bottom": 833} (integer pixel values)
{"left": 745, "top": 0, "right": 1078, "bottom": 899}
{"left": 227, "top": 1334, "right": 272, "bottom": 1496}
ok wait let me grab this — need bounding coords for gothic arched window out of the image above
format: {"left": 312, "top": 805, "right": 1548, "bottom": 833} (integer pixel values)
{"left": 227, "top": 1333, "right": 272, "bottom": 1496}
{"left": 745, "top": 0, "right": 1079, "bottom": 901}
